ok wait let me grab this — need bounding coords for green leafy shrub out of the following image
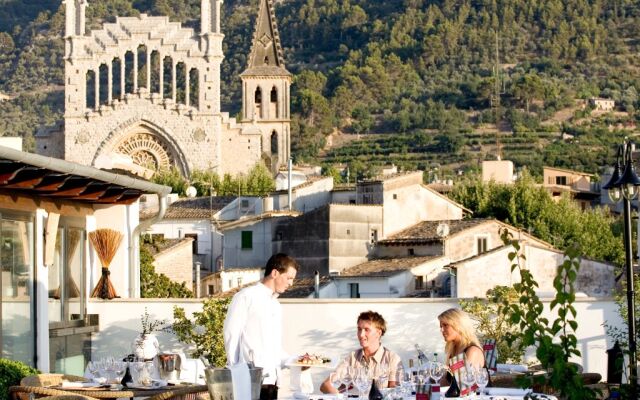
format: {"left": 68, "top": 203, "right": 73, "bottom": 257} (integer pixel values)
{"left": 460, "top": 286, "right": 524, "bottom": 363}
{"left": 171, "top": 298, "right": 231, "bottom": 368}
{"left": 498, "top": 229, "right": 598, "bottom": 400}
{"left": 0, "top": 358, "right": 38, "bottom": 400}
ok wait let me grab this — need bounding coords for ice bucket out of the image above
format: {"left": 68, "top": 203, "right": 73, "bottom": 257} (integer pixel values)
{"left": 157, "top": 353, "right": 181, "bottom": 381}
{"left": 205, "top": 367, "right": 263, "bottom": 400}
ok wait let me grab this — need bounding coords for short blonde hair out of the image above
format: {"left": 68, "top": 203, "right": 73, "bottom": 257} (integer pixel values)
{"left": 438, "top": 308, "right": 481, "bottom": 363}
{"left": 357, "top": 310, "right": 387, "bottom": 336}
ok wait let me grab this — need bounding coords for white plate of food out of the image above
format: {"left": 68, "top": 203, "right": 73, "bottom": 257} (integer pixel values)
{"left": 286, "top": 353, "right": 337, "bottom": 369}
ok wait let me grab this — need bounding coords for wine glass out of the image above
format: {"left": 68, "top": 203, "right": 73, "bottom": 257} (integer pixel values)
{"left": 375, "top": 361, "right": 389, "bottom": 389}
{"left": 340, "top": 364, "right": 354, "bottom": 398}
{"left": 353, "top": 367, "right": 370, "bottom": 400}
{"left": 398, "top": 371, "right": 413, "bottom": 398}
{"left": 430, "top": 361, "right": 446, "bottom": 384}
{"left": 461, "top": 364, "right": 477, "bottom": 399}
{"left": 330, "top": 372, "right": 343, "bottom": 397}
{"left": 476, "top": 368, "right": 490, "bottom": 400}
{"left": 87, "top": 360, "right": 100, "bottom": 381}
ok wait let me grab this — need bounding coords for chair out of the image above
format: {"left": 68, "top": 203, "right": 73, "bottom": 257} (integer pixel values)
{"left": 146, "top": 385, "right": 209, "bottom": 400}
{"left": 21, "top": 374, "right": 88, "bottom": 387}
{"left": 10, "top": 374, "right": 90, "bottom": 400}
{"left": 36, "top": 396, "right": 99, "bottom": 400}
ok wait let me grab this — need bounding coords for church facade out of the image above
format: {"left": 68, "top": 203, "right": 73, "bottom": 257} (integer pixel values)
{"left": 36, "top": 0, "right": 291, "bottom": 178}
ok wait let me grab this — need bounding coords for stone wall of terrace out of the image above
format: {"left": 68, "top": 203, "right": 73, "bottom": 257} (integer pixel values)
{"left": 87, "top": 296, "right": 623, "bottom": 397}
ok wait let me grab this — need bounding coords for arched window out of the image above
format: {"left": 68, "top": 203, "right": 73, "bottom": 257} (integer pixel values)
{"left": 270, "top": 86, "right": 278, "bottom": 118}
{"left": 176, "top": 62, "right": 186, "bottom": 104}
{"left": 254, "top": 87, "right": 262, "bottom": 118}
{"left": 271, "top": 130, "right": 278, "bottom": 155}
{"left": 150, "top": 51, "right": 160, "bottom": 94}
{"left": 112, "top": 58, "right": 122, "bottom": 99}
{"left": 162, "top": 56, "right": 172, "bottom": 99}
{"left": 124, "top": 51, "right": 134, "bottom": 93}
{"left": 189, "top": 68, "right": 199, "bottom": 108}
{"left": 98, "top": 64, "right": 108, "bottom": 106}
{"left": 85, "top": 70, "right": 96, "bottom": 110}
{"left": 137, "top": 44, "right": 147, "bottom": 89}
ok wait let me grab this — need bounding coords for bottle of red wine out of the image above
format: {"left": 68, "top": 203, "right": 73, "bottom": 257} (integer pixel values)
{"left": 368, "top": 379, "right": 383, "bottom": 400}
{"left": 121, "top": 365, "right": 133, "bottom": 387}
{"left": 444, "top": 375, "right": 460, "bottom": 398}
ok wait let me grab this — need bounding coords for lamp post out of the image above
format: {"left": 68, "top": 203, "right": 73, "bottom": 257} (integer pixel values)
{"left": 603, "top": 139, "right": 639, "bottom": 398}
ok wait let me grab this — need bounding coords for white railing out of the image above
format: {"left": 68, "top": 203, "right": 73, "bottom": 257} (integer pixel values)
{"left": 88, "top": 297, "right": 623, "bottom": 396}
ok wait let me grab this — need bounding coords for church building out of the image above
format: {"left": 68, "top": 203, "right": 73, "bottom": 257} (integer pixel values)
{"left": 36, "top": 0, "right": 291, "bottom": 178}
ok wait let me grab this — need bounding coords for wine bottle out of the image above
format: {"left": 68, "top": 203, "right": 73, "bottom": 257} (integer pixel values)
{"left": 444, "top": 375, "right": 460, "bottom": 398}
{"left": 368, "top": 379, "right": 383, "bottom": 400}
{"left": 415, "top": 344, "right": 429, "bottom": 366}
{"left": 121, "top": 365, "right": 133, "bottom": 387}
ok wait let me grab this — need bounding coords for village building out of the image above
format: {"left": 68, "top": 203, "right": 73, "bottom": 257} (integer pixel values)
{"left": 36, "top": 0, "right": 291, "bottom": 178}
{"left": 0, "top": 145, "right": 170, "bottom": 372}
{"left": 542, "top": 166, "right": 600, "bottom": 209}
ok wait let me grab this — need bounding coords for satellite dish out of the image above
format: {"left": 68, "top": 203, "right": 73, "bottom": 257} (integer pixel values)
{"left": 436, "top": 223, "right": 450, "bottom": 238}
{"left": 186, "top": 186, "right": 197, "bottom": 198}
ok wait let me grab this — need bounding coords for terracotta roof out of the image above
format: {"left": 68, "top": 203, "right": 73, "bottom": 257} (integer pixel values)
{"left": 209, "top": 276, "right": 332, "bottom": 299}
{"left": 140, "top": 196, "right": 235, "bottom": 220}
{"left": 447, "top": 244, "right": 512, "bottom": 267}
{"left": 272, "top": 175, "right": 331, "bottom": 194}
{"left": 339, "top": 256, "right": 441, "bottom": 278}
{"left": 378, "top": 219, "right": 491, "bottom": 245}
{"left": 144, "top": 238, "right": 190, "bottom": 257}
{"left": 427, "top": 182, "right": 454, "bottom": 193}
{"left": 358, "top": 171, "right": 422, "bottom": 184}
{"left": 279, "top": 276, "right": 333, "bottom": 298}
{"left": 217, "top": 211, "right": 300, "bottom": 230}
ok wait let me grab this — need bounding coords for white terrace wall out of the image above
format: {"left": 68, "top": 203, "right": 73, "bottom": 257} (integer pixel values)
{"left": 87, "top": 298, "right": 623, "bottom": 397}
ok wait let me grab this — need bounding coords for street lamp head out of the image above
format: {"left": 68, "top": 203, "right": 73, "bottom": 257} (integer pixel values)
{"left": 604, "top": 145, "right": 624, "bottom": 202}
{"left": 615, "top": 143, "right": 640, "bottom": 200}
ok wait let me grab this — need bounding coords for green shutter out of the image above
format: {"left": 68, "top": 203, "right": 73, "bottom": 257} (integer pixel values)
{"left": 241, "top": 231, "right": 252, "bottom": 249}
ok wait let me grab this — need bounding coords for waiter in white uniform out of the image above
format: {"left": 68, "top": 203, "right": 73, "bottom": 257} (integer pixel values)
{"left": 224, "top": 253, "right": 299, "bottom": 400}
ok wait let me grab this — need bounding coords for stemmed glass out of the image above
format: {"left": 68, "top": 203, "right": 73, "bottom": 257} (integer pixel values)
{"left": 461, "top": 364, "right": 477, "bottom": 399}
{"left": 353, "top": 367, "right": 370, "bottom": 400}
{"left": 340, "top": 364, "right": 354, "bottom": 398}
{"left": 330, "top": 372, "right": 343, "bottom": 399}
{"left": 429, "top": 361, "right": 446, "bottom": 384}
{"left": 476, "top": 368, "right": 490, "bottom": 400}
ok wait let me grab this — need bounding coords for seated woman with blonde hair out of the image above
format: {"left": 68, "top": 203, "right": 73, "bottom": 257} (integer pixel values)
{"left": 438, "top": 308, "right": 486, "bottom": 371}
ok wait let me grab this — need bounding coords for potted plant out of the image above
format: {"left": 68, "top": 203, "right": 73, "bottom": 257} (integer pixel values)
{"left": 132, "top": 308, "right": 166, "bottom": 360}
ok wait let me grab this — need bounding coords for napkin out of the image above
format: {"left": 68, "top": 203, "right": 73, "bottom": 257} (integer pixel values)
{"left": 484, "top": 387, "right": 532, "bottom": 396}
{"left": 61, "top": 381, "right": 101, "bottom": 388}
{"left": 496, "top": 364, "right": 528, "bottom": 374}
{"left": 229, "top": 362, "right": 251, "bottom": 400}
{"left": 293, "top": 393, "right": 339, "bottom": 400}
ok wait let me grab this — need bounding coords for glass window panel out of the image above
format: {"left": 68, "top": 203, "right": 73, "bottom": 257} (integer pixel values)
{"left": 66, "top": 228, "right": 84, "bottom": 320}
{"left": 48, "top": 228, "right": 64, "bottom": 323}
{"left": 1, "top": 217, "right": 35, "bottom": 366}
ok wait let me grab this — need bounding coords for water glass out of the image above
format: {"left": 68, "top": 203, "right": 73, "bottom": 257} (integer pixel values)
{"left": 461, "top": 364, "right": 477, "bottom": 398}
{"left": 476, "top": 368, "right": 490, "bottom": 399}
{"left": 353, "top": 367, "right": 370, "bottom": 400}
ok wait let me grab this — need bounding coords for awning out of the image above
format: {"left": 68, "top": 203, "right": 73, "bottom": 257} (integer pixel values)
{"left": 0, "top": 146, "right": 171, "bottom": 204}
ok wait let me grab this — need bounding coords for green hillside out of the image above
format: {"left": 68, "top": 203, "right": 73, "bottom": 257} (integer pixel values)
{"left": 0, "top": 0, "right": 639, "bottom": 178}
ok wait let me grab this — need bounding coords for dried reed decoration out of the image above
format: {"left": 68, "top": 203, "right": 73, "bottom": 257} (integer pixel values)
{"left": 89, "top": 228, "right": 124, "bottom": 299}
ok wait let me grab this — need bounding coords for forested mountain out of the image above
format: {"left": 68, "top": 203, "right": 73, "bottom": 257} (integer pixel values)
{"left": 1, "top": 0, "right": 639, "bottom": 179}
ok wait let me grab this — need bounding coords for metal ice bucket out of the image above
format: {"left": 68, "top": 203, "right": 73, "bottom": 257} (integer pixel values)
{"left": 157, "top": 353, "right": 181, "bottom": 381}
{"left": 205, "top": 367, "right": 263, "bottom": 400}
